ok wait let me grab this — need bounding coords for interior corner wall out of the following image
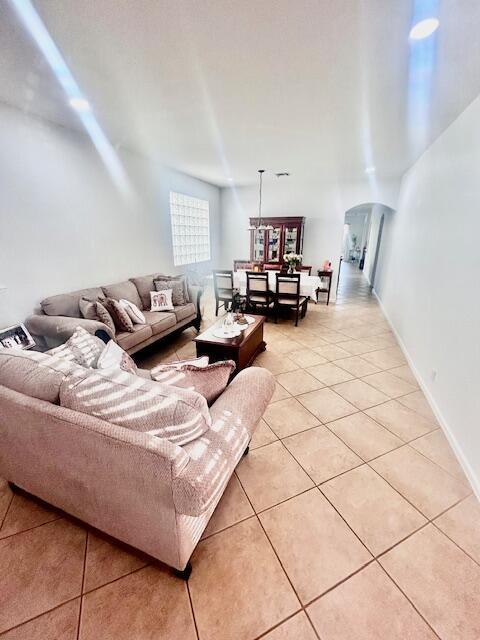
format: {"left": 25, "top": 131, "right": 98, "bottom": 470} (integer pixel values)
{"left": 219, "top": 178, "right": 399, "bottom": 300}
{"left": 0, "top": 103, "right": 221, "bottom": 327}
{"left": 373, "top": 94, "right": 480, "bottom": 493}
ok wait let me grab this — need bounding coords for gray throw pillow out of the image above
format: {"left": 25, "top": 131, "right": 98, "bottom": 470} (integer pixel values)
{"left": 156, "top": 274, "right": 190, "bottom": 304}
{"left": 154, "top": 279, "right": 186, "bottom": 306}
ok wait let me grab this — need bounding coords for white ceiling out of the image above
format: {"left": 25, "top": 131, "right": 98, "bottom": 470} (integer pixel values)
{"left": 1, "top": 0, "right": 480, "bottom": 186}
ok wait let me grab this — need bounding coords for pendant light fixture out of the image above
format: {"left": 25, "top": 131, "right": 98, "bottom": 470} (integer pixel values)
{"left": 248, "top": 169, "right": 273, "bottom": 231}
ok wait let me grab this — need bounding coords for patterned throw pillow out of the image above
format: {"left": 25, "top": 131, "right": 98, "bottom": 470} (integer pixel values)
{"left": 49, "top": 326, "right": 105, "bottom": 368}
{"left": 150, "top": 289, "right": 174, "bottom": 312}
{"left": 59, "top": 367, "right": 211, "bottom": 446}
{"left": 118, "top": 299, "right": 146, "bottom": 324}
{"left": 151, "top": 360, "right": 236, "bottom": 405}
{"left": 79, "top": 297, "right": 116, "bottom": 336}
{"left": 151, "top": 356, "right": 209, "bottom": 378}
{"left": 154, "top": 279, "right": 186, "bottom": 306}
{"left": 156, "top": 274, "right": 191, "bottom": 304}
{"left": 96, "top": 340, "right": 138, "bottom": 374}
{"left": 104, "top": 298, "right": 134, "bottom": 332}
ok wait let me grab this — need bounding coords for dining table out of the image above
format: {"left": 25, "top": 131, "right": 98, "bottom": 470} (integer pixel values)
{"left": 233, "top": 270, "right": 328, "bottom": 303}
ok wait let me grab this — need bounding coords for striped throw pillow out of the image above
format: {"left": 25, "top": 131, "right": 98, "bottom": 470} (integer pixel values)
{"left": 59, "top": 367, "right": 211, "bottom": 446}
{"left": 49, "top": 326, "right": 105, "bottom": 368}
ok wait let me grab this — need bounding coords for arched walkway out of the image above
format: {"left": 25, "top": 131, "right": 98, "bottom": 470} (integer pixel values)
{"left": 339, "top": 202, "right": 394, "bottom": 299}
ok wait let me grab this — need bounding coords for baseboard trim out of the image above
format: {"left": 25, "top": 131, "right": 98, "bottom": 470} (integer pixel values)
{"left": 372, "top": 288, "right": 479, "bottom": 499}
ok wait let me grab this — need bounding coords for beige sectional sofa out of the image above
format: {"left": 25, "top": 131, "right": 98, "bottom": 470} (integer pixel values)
{"left": 25, "top": 272, "right": 203, "bottom": 354}
{"left": 0, "top": 348, "right": 275, "bottom": 576}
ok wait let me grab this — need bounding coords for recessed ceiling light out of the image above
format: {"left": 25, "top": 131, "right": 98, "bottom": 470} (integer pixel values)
{"left": 69, "top": 97, "right": 91, "bottom": 112}
{"left": 409, "top": 18, "right": 439, "bottom": 40}
{"left": 365, "top": 166, "right": 376, "bottom": 175}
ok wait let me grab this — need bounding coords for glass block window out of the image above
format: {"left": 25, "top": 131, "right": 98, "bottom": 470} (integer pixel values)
{"left": 170, "top": 192, "right": 211, "bottom": 266}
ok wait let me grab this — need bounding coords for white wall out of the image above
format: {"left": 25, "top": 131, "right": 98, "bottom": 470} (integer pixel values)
{"left": 0, "top": 104, "right": 221, "bottom": 326}
{"left": 362, "top": 203, "right": 394, "bottom": 284}
{"left": 374, "top": 94, "right": 480, "bottom": 493}
{"left": 220, "top": 178, "right": 399, "bottom": 299}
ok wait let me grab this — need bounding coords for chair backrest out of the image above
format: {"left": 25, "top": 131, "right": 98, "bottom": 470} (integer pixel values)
{"left": 246, "top": 271, "right": 270, "bottom": 303}
{"left": 264, "top": 263, "right": 282, "bottom": 271}
{"left": 233, "top": 259, "right": 253, "bottom": 272}
{"left": 213, "top": 270, "right": 234, "bottom": 298}
{"left": 276, "top": 273, "right": 301, "bottom": 303}
{"left": 299, "top": 265, "right": 312, "bottom": 275}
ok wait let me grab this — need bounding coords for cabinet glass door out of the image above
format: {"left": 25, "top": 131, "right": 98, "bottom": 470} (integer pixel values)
{"left": 267, "top": 227, "right": 282, "bottom": 262}
{"left": 284, "top": 226, "right": 298, "bottom": 254}
{"left": 253, "top": 229, "right": 265, "bottom": 261}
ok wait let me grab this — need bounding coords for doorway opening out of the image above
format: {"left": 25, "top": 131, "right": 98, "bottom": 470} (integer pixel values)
{"left": 337, "top": 203, "right": 393, "bottom": 300}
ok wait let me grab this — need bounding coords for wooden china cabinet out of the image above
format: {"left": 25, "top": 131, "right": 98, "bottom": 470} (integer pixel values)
{"left": 249, "top": 216, "right": 305, "bottom": 265}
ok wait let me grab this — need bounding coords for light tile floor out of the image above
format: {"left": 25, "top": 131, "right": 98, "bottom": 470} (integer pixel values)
{"left": 1, "top": 264, "right": 479, "bottom": 639}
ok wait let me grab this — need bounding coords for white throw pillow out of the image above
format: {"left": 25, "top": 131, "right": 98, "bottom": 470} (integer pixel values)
{"left": 96, "top": 340, "right": 138, "bottom": 375}
{"left": 150, "top": 289, "right": 174, "bottom": 312}
{"left": 119, "top": 299, "right": 146, "bottom": 324}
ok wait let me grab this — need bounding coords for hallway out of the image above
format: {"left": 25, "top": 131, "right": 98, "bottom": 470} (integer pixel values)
{"left": 336, "top": 259, "right": 373, "bottom": 303}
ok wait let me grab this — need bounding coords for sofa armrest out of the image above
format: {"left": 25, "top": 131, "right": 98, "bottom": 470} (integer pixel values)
{"left": 188, "top": 284, "right": 203, "bottom": 318}
{"left": 25, "top": 313, "right": 115, "bottom": 345}
{"left": 0, "top": 385, "right": 189, "bottom": 567}
{"left": 172, "top": 367, "right": 275, "bottom": 516}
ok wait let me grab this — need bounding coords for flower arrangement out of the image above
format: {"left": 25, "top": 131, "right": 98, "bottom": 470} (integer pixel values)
{"left": 283, "top": 253, "right": 303, "bottom": 272}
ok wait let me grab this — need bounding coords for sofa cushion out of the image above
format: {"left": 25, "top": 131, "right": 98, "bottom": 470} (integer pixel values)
{"left": 173, "top": 303, "right": 196, "bottom": 323}
{"left": 0, "top": 349, "right": 84, "bottom": 403}
{"left": 59, "top": 367, "right": 211, "bottom": 446}
{"left": 151, "top": 360, "right": 235, "bottom": 405}
{"left": 101, "top": 280, "right": 143, "bottom": 310}
{"left": 116, "top": 324, "right": 152, "bottom": 351}
{"left": 129, "top": 274, "right": 161, "bottom": 310}
{"left": 41, "top": 287, "right": 105, "bottom": 317}
{"left": 142, "top": 311, "right": 176, "bottom": 336}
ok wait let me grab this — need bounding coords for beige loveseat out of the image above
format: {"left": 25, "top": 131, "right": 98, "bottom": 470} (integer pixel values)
{"left": 25, "top": 272, "right": 203, "bottom": 354}
{"left": 0, "top": 349, "right": 274, "bottom": 576}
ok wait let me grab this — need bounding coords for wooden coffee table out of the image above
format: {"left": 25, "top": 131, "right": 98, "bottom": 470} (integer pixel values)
{"left": 194, "top": 315, "right": 266, "bottom": 375}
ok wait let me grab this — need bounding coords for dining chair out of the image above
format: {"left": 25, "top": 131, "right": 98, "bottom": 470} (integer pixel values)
{"left": 299, "top": 265, "right": 312, "bottom": 275}
{"left": 275, "top": 273, "right": 308, "bottom": 326}
{"left": 263, "top": 262, "right": 282, "bottom": 271}
{"left": 212, "top": 269, "right": 238, "bottom": 316}
{"left": 233, "top": 259, "right": 254, "bottom": 272}
{"left": 246, "top": 271, "right": 273, "bottom": 316}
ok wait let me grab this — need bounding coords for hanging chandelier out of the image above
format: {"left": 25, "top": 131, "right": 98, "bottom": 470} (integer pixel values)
{"left": 248, "top": 169, "right": 273, "bottom": 231}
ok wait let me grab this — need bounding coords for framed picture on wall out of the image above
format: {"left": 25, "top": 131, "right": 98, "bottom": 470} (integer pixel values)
{"left": 0, "top": 323, "right": 35, "bottom": 350}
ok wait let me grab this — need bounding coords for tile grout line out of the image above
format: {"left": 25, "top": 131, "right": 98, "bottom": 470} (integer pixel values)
{"left": 0, "top": 515, "right": 63, "bottom": 542}
{"left": 232, "top": 468, "right": 317, "bottom": 640}
{"left": 275, "top": 438, "right": 375, "bottom": 561}
{"left": 374, "top": 560, "right": 443, "bottom": 640}
{"left": 76, "top": 530, "right": 89, "bottom": 640}
{"left": 185, "top": 581, "right": 200, "bottom": 640}
{"left": 0, "top": 492, "right": 15, "bottom": 532}
{"left": 0, "top": 595, "right": 82, "bottom": 637}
